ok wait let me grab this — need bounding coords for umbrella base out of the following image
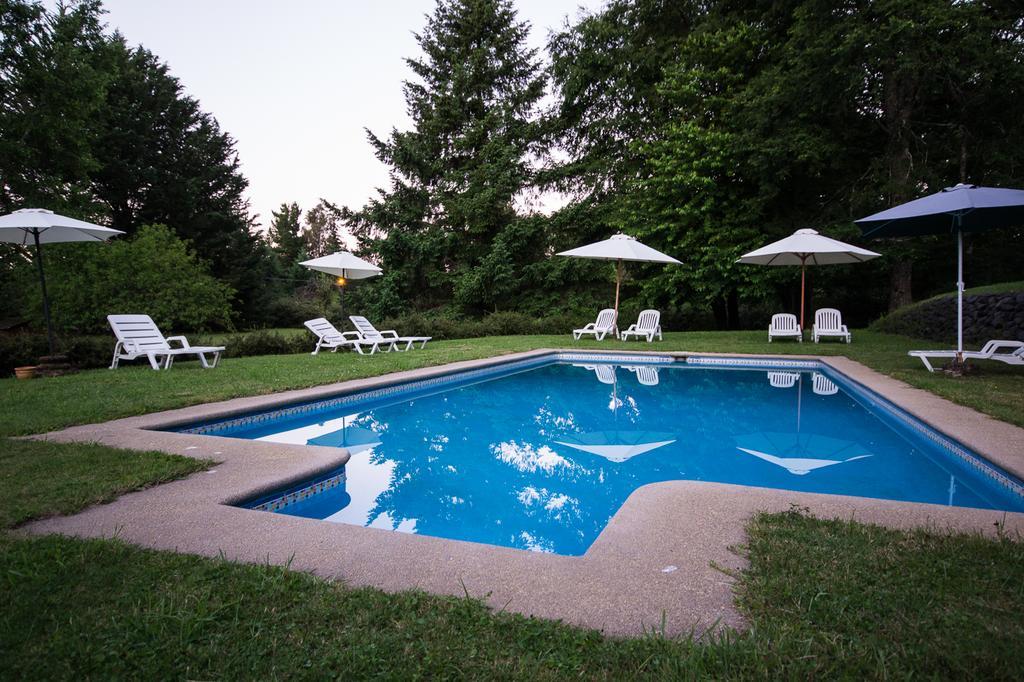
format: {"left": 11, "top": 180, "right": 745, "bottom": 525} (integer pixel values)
{"left": 35, "top": 353, "right": 75, "bottom": 378}
{"left": 941, "top": 358, "right": 980, "bottom": 377}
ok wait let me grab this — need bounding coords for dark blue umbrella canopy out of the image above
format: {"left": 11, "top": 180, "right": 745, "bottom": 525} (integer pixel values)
{"left": 856, "top": 183, "right": 1024, "bottom": 237}
{"left": 855, "top": 182, "right": 1024, "bottom": 357}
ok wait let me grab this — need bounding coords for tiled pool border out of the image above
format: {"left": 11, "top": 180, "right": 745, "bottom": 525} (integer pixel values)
{"left": 174, "top": 352, "right": 675, "bottom": 437}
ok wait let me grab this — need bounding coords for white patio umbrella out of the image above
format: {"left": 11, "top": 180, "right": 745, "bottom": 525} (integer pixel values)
{"left": 0, "top": 208, "right": 125, "bottom": 354}
{"left": 557, "top": 233, "right": 681, "bottom": 322}
{"left": 300, "top": 251, "right": 382, "bottom": 321}
{"left": 737, "top": 229, "right": 880, "bottom": 330}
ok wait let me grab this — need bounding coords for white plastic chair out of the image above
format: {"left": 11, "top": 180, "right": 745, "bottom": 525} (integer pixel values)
{"left": 108, "top": 314, "right": 224, "bottom": 370}
{"left": 909, "top": 340, "right": 1024, "bottom": 372}
{"left": 619, "top": 309, "right": 662, "bottom": 342}
{"left": 768, "top": 313, "right": 802, "bottom": 342}
{"left": 812, "top": 308, "right": 851, "bottom": 343}
{"left": 304, "top": 318, "right": 392, "bottom": 355}
{"left": 349, "top": 315, "right": 431, "bottom": 351}
{"left": 812, "top": 372, "right": 839, "bottom": 395}
{"left": 767, "top": 371, "right": 799, "bottom": 388}
{"left": 574, "top": 309, "right": 618, "bottom": 340}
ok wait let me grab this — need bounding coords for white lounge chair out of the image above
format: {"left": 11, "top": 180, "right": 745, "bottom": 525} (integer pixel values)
{"left": 349, "top": 315, "right": 431, "bottom": 351}
{"left": 304, "top": 318, "right": 394, "bottom": 355}
{"left": 909, "top": 340, "right": 1024, "bottom": 373}
{"left": 767, "top": 371, "right": 799, "bottom": 389}
{"left": 108, "top": 314, "right": 224, "bottom": 370}
{"left": 812, "top": 372, "right": 839, "bottom": 395}
{"left": 574, "top": 309, "right": 618, "bottom": 341}
{"left": 812, "top": 308, "right": 850, "bottom": 343}
{"left": 619, "top": 309, "right": 662, "bottom": 342}
{"left": 768, "top": 313, "right": 802, "bottom": 342}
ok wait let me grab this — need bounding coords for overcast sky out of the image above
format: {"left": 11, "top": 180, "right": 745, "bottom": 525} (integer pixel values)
{"left": 87, "top": 0, "right": 601, "bottom": 234}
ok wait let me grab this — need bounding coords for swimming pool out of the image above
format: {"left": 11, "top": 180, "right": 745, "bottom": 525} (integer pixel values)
{"left": 172, "top": 354, "right": 1024, "bottom": 556}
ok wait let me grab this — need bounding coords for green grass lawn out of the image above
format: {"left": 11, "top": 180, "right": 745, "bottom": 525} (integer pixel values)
{"left": 2, "top": 508, "right": 1021, "bottom": 678}
{"left": 1, "top": 331, "right": 1022, "bottom": 677}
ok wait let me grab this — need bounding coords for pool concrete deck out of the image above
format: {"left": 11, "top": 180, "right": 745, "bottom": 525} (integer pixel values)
{"left": 22, "top": 349, "right": 1024, "bottom": 638}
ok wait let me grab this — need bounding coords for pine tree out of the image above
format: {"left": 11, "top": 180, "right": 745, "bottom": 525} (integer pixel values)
{"left": 268, "top": 202, "right": 305, "bottom": 262}
{"left": 344, "top": 0, "right": 545, "bottom": 314}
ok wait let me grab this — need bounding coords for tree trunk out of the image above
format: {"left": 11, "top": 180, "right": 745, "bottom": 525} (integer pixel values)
{"left": 888, "top": 259, "right": 913, "bottom": 311}
{"left": 726, "top": 289, "right": 740, "bottom": 330}
{"left": 711, "top": 297, "right": 727, "bottom": 330}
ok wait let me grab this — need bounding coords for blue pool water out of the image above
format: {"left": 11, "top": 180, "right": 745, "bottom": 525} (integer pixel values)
{"left": 175, "top": 358, "right": 1024, "bottom": 555}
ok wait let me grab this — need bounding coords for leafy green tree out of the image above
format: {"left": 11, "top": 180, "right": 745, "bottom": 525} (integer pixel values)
{"left": 345, "top": 0, "right": 545, "bottom": 314}
{"left": 0, "top": 1, "right": 272, "bottom": 326}
{"left": 23, "top": 224, "right": 234, "bottom": 333}
{"left": 90, "top": 35, "right": 269, "bottom": 320}
{"left": 0, "top": 0, "right": 110, "bottom": 217}
{"left": 549, "top": 0, "right": 1024, "bottom": 326}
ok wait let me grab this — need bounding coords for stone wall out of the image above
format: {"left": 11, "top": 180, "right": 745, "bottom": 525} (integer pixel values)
{"left": 874, "top": 291, "right": 1024, "bottom": 345}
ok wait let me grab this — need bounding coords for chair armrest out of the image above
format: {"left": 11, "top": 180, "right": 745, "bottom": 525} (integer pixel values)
{"left": 980, "top": 340, "right": 1024, "bottom": 354}
{"left": 165, "top": 335, "right": 191, "bottom": 349}
{"left": 378, "top": 330, "right": 400, "bottom": 339}
{"left": 341, "top": 331, "right": 363, "bottom": 341}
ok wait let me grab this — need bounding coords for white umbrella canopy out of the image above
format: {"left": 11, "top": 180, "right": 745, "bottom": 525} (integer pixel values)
{"left": 557, "top": 234, "right": 681, "bottom": 322}
{"left": 0, "top": 208, "right": 125, "bottom": 354}
{"left": 299, "top": 251, "right": 382, "bottom": 280}
{"left": 0, "top": 208, "right": 124, "bottom": 244}
{"left": 737, "top": 229, "right": 880, "bottom": 329}
{"left": 300, "top": 251, "right": 382, "bottom": 322}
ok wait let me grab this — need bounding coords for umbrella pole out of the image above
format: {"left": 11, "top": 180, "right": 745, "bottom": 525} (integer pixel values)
{"left": 32, "top": 229, "right": 57, "bottom": 355}
{"left": 614, "top": 259, "right": 622, "bottom": 333}
{"left": 956, "top": 227, "right": 964, "bottom": 358}
{"left": 799, "top": 257, "right": 807, "bottom": 331}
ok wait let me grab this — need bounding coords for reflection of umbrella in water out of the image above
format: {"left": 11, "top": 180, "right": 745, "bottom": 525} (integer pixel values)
{"left": 308, "top": 422, "right": 382, "bottom": 455}
{"left": 736, "top": 432, "right": 871, "bottom": 476}
{"left": 555, "top": 431, "right": 677, "bottom": 463}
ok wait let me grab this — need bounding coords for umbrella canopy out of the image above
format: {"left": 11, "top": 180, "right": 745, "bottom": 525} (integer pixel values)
{"left": 300, "top": 251, "right": 382, "bottom": 322}
{"left": 0, "top": 208, "right": 124, "bottom": 354}
{"left": 738, "top": 229, "right": 880, "bottom": 329}
{"left": 557, "top": 234, "right": 680, "bottom": 322}
{"left": 299, "top": 251, "right": 382, "bottom": 280}
{"left": 855, "top": 183, "right": 1024, "bottom": 356}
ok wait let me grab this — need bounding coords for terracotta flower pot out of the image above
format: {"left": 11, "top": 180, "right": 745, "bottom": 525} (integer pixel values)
{"left": 14, "top": 366, "right": 38, "bottom": 380}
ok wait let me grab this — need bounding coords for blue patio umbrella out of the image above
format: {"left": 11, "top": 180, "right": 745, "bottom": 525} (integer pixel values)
{"left": 855, "top": 183, "right": 1024, "bottom": 357}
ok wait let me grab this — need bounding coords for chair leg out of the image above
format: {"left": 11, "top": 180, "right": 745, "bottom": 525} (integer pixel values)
{"left": 146, "top": 353, "right": 162, "bottom": 370}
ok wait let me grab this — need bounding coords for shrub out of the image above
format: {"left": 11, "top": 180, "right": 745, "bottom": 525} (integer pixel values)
{"left": 20, "top": 224, "right": 235, "bottom": 334}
